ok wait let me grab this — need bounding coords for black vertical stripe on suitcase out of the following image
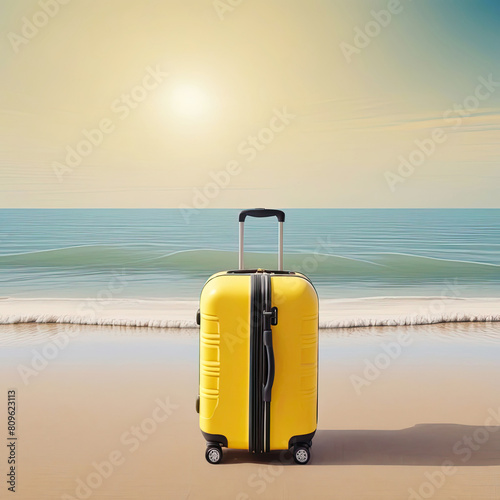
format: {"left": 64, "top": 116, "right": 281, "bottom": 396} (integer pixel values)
{"left": 249, "top": 273, "right": 273, "bottom": 454}
{"left": 263, "top": 273, "right": 272, "bottom": 453}
{"left": 248, "top": 274, "right": 255, "bottom": 453}
{"left": 257, "top": 274, "right": 265, "bottom": 453}
{"left": 249, "top": 274, "right": 264, "bottom": 453}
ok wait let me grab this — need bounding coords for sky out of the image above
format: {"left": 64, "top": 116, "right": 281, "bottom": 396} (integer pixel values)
{"left": 1, "top": 0, "right": 499, "bottom": 208}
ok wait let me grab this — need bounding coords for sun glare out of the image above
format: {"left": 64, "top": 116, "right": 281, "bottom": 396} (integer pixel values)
{"left": 170, "top": 84, "right": 212, "bottom": 119}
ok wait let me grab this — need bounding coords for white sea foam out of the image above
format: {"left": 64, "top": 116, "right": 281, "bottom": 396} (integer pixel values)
{"left": 318, "top": 313, "right": 500, "bottom": 329}
{"left": 0, "top": 314, "right": 196, "bottom": 328}
{"left": 0, "top": 296, "right": 499, "bottom": 330}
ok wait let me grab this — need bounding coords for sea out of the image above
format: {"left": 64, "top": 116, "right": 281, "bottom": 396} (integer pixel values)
{"left": 1, "top": 208, "right": 500, "bottom": 300}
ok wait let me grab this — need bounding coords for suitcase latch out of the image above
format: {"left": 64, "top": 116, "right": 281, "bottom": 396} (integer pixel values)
{"left": 263, "top": 306, "right": 278, "bottom": 326}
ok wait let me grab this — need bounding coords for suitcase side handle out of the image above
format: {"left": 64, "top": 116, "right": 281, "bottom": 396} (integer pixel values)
{"left": 262, "top": 329, "right": 275, "bottom": 403}
{"left": 238, "top": 208, "right": 284, "bottom": 270}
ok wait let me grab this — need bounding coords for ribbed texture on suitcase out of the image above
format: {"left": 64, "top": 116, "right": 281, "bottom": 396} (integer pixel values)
{"left": 199, "top": 315, "right": 220, "bottom": 420}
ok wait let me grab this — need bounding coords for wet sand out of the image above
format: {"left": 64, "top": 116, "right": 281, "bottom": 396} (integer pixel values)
{"left": 1, "top": 322, "right": 500, "bottom": 499}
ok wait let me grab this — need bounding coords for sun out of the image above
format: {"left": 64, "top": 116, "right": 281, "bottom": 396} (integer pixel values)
{"left": 170, "top": 84, "right": 212, "bottom": 119}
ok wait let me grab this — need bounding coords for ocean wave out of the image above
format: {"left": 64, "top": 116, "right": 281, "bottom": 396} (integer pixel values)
{"left": 1, "top": 246, "right": 500, "bottom": 279}
{"left": 0, "top": 245, "right": 150, "bottom": 267}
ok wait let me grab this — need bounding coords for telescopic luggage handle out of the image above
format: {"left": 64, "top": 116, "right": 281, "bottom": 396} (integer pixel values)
{"left": 238, "top": 209, "right": 285, "bottom": 223}
{"left": 238, "top": 208, "right": 285, "bottom": 271}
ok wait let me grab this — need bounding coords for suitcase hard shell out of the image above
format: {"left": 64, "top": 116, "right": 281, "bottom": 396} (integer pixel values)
{"left": 197, "top": 209, "right": 318, "bottom": 464}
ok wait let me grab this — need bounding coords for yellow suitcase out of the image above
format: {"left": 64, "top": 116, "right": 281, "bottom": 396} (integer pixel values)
{"left": 196, "top": 209, "right": 318, "bottom": 464}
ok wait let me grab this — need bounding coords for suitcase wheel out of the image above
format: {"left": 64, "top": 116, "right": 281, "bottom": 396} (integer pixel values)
{"left": 293, "top": 444, "right": 310, "bottom": 465}
{"left": 205, "top": 444, "right": 223, "bottom": 465}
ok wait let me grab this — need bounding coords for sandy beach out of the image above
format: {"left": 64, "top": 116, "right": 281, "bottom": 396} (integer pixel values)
{"left": 1, "top": 321, "right": 500, "bottom": 499}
